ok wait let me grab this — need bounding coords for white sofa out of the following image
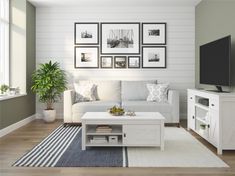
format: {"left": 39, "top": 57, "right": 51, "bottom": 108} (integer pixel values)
{"left": 64, "top": 80, "right": 179, "bottom": 124}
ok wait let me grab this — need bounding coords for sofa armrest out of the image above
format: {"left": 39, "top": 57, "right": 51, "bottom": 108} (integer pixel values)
{"left": 168, "top": 90, "right": 179, "bottom": 123}
{"left": 64, "top": 89, "right": 75, "bottom": 123}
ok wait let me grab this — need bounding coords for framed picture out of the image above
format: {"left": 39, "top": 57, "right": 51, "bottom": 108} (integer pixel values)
{"left": 74, "top": 46, "right": 99, "bottom": 68}
{"left": 100, "top": 56, "right": 113, "bottom": 68}
{"left": 142, "top": 46, "right": 166, "bottom": 68}
{"left": 101, "top": 23, "right": 140, "bottom": 54}
{"left": 142, "top": 23, "right": 166, "bottom": 45}
{"left": 128, "top": 56, "right": 140, "bottom": 68}
{"left": 74, "top": 23, "right": 99, "bottom": 45}
{"left": 114, "top": 56, "right": 127, "bottom": 68}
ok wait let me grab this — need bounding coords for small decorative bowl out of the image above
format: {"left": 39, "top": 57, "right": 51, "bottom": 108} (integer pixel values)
{"left": 109, "top": 111, "right": 125, "bottom": 116}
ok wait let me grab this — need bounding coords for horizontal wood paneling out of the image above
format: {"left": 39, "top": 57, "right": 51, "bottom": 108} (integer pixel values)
{"left": 36, "top": 6, "right": 195, "bottom": 119}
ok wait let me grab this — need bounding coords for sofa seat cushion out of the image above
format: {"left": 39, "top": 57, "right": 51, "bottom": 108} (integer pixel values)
{"left": 122, "top": 101, "right": 172, "bottom": 112}
{"left": 72, "top": 101, "right": 120, "bottom": 113}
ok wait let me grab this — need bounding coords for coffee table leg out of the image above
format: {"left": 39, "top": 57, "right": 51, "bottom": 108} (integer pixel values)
{"left": 82, "top": 124, "right": 86, "bottom": 150}
{"left": 160, "top": 121, "right": 164, "bottom": 151}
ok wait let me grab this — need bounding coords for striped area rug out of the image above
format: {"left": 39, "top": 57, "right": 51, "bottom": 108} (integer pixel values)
{"left": 13, "top": 125, "right": 81, "bottom": 167}
{"left": 13, "top": 125, "right": 228, "bottom": 167}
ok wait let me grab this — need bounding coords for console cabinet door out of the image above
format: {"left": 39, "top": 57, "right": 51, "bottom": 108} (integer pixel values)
{"left": 123, "top": 125, "right": 160, "bottom": 146}
{"left": 209, "top": 109, "right": 219, "bottom": 147}
{"left": 188, "top": 92, "right": 195, "bottom": 130}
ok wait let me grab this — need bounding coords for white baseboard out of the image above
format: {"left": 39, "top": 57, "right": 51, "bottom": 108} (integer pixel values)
{"left": 0, "top": 114, "right": 36, "bottom": 138}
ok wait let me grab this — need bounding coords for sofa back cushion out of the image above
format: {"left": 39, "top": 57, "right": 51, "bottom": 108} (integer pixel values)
{"left": 77, "top": 80, "right": 121, "bottom": 101}
{"left": 121, "top": 80, "right": 157, "bottom": 101}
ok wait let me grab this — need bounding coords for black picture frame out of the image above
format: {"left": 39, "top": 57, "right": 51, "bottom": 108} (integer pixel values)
{"left": 142, "top": 46, "right": 166, "bottom": 68}
{"left": 142, "top": 23, "right": 167, "bottom": 45}
{"left": 114, "top": 56, "right": 127, "bottom": 68}
{"left": 100, "top": 56, "right": 113, "bottom": 68}
{"left": 74, "top": 46, "right": 99, "bottom": 69}
{"left": 74, "top": 22, "right": 99, "bottom": 45}
{"left": 128, "top": 56, "right": 140, "bottom": 68}
{"left": 101, "top": 22, "right": 140, "bottom": 55}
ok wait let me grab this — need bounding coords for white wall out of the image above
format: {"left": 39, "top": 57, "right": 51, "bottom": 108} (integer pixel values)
{"left": 36, "top": 6, "right": 195, "bottom": 119}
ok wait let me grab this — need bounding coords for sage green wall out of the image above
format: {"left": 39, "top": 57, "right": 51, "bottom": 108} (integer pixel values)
{"left": 195, "top": 0, "right": 235, "bottom": 91}
{"left": 0, "top": 1, "right": 36, "bottom": 130}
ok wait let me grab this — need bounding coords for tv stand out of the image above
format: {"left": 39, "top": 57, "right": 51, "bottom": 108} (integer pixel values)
{"left": 215, "top": 86, "right": 223, "bottom": 92}
{"left": 187, "top": 89, "right": 235, "bottom": 154}
{"left": 207, "top": 86, "right": 230, "bottom": 93}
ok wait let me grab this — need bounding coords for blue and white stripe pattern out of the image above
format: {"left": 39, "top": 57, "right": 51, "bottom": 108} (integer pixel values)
{"left": 13, "top": 125, "right": 81, "bottom": 167}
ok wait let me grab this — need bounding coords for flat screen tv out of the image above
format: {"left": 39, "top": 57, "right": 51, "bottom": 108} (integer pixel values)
{"left": 200, "top": 35, "right": 231, "bottom": 92}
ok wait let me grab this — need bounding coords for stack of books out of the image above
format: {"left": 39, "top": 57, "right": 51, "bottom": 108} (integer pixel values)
{"left": 90, "top": 136, "right": 107, "bottom": 144}
{"left": 96, "top": 125, "right": 112, "bottom": 133}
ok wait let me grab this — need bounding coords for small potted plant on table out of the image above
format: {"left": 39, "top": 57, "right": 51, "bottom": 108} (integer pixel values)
{"left": 31, "top": 61, "right": 67, "bottom": 122}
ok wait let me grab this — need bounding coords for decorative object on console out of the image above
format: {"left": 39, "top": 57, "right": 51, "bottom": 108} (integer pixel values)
{"left": 74, "top": 82, "right": 96, "bottom": 102}
{"left": 114, "top": 56, "right": 127, "bottom": 68}
{"left": 0, "top": 84, "right": 9, "bottom": 95}
{"left": 146, "top": 83, "right": 169, "bottom": 103}
{"left": 108, "top": 105, "right": 125, "bottom": 116}
{"left": 74, "top": 46, "right": 99, "bottom": 68}
{"left": 100, "top": 56, "right": 113, "bottom": 68}
{"left": 74, "top": 23, "right": 99, "bottom": 45}
{"left": 31, "top": 61, "right": 67, "bottom": 122}
{"left": 142, "top": 46, "right": 166, "bottom": 68}
{"left": 125, "top": 111, "right": 136, "bottom": 116}
{"left": 142, "top": 23, "right": 166, "bottom": 45}
{"left": 108, "top": 136, "right": 118, "bottom": 144}
{"left": 101, "top": 23, "right": 140, "bottom": 54}
{"left": 128, "top": 56, "right": 140, "bottom": 68}
{"left": 96, "top": 125, "right": 112, "bottom": 133}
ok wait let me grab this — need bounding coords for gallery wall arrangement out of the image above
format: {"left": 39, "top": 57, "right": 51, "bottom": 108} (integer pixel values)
{"left": 74, "top": 22, "right": 167, "bottom": 69}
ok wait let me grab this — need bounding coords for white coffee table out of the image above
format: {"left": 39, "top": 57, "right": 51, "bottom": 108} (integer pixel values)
{"left": 81, "top": 112, "right": 165, "bottom": 151}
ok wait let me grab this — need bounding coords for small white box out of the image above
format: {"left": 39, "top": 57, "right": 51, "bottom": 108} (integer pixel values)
{"left": 108, "top": 136, "right": 118, "bottom": 143}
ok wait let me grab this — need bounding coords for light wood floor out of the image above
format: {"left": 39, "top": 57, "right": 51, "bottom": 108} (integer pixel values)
{"left": 0, "top": 119, "right": 235, "bottom": 176}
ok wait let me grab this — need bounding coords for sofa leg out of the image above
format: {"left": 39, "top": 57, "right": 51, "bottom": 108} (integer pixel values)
{"left": 177, "top": 123, "right": 180, "bottom": 128}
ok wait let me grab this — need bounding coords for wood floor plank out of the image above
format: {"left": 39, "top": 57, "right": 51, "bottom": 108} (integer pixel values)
{"left": 0, "top": 119, "right": 235, "bottom": 176}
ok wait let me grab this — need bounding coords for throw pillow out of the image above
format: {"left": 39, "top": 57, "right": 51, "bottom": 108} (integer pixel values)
{"left": 74, "top": 82, "right": 96, "bottom": 102}
{"left": 146, "top": 83, "right": 169, "bottom": 103}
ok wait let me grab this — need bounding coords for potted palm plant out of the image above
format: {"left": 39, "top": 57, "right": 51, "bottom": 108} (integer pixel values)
{"left": 31, "top": 61, "right": 67, "bottom": 122}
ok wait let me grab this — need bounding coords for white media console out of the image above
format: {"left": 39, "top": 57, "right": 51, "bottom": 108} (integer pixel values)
{"left": 187, "top": 89, "right": 235, "bottom": 154}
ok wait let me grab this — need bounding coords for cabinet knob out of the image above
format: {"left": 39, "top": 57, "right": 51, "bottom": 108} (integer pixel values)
{"left": 124, "top": 133, "right": 126, "bottom": 138}
{"left": 190, "top": 97, "right": 193, "bottom": 99}
{"left": 211, "top": 104, "right": 215, "bottom": 106}
{"left": 208, "top": 124, "right": 210, "bottom": 128}
{"left": 192, "top": 116, "right": 195, "bottom": 119}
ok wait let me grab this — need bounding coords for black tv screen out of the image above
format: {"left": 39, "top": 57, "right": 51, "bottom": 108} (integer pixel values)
{"left": 200, "top": 35, "right": 231, "bottom": 86}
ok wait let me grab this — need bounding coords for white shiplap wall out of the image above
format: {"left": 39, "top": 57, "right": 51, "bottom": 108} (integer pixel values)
{"left": 36, "top": 6, "right": 195, "bottom": 119}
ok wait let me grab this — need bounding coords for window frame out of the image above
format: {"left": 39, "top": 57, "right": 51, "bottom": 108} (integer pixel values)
{"left": 0, "top": 0, "right": 10, "bottom": 85}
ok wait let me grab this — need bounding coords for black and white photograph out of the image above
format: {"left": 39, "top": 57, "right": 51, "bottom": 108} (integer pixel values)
{"left": 128, "top": 56, "right": 140, "bottom": 68}
{"left": 74, "top": 23, "right": 99, "bottom": 45}
{"left": 114, "top": 56, "right": 127, "bottom": 68}
{"left": 107, "top": 29, "right": 134, "bottom": 48}
{"left": 142, "top": 23, "right": 166, "bottom": 45}
{"left": 74, "top": 46, "right": 99, "bottom": 68}
{"left": 142, "top": 46, "right": 166, "bottom": 68}
{"left": 100, "top": 56, "right": 113, "bottom": 68}
{"left": 101, "top": 23, "right": 140, "bottom": 54}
